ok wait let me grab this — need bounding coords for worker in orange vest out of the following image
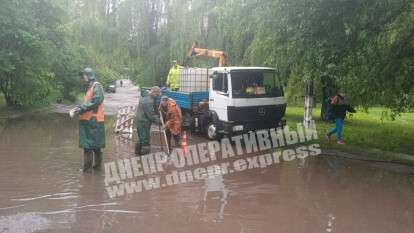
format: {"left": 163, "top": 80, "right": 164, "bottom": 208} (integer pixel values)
{"left": 159, "top": 96, "right": 182, "bottom": 151}
{"left": 70, "top": 68, "right": 105, "bottom": 172}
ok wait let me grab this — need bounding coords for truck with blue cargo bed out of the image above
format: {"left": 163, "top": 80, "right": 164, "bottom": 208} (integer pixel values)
{"left": 162, "top": 66, "right": 286, "bottom": 140}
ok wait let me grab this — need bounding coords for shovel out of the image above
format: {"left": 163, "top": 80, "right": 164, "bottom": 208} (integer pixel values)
{"left": 159, "top": 111, "right": 170, "bottom": 155}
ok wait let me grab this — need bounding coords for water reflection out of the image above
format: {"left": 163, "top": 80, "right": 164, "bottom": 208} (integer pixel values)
{"left": 198, "top": 165, "right": 229, "bottom": 222}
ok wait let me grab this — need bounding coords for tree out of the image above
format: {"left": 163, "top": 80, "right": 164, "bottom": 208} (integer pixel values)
{"left": 1, "top": 1, "right": 56, "bottom": 107}
{"left": 1, "top": 0, "right": 413, "bottom": 113}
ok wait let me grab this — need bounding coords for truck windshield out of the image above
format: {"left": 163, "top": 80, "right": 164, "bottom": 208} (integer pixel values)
{"left": 231, "top": 70, "right": 283, "bottom": 98}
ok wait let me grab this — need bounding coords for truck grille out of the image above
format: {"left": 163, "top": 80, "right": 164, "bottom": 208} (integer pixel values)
{"left": 227, "top": 105, "right": 286, "bottom": 122}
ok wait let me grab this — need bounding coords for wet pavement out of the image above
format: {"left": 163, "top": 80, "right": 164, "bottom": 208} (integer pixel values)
{"left": 1, "top": 82, "right": 414, "bottom": 233}
{"left": 0, "top": 112, "right": 413, "bottom": 233}
{"left": 51, "top": 79, "right": 139, "bottom": 116}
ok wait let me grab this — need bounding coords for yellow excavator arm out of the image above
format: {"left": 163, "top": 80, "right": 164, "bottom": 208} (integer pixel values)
{"left": 186, "top": 41, "right": 227, "bottom": 67}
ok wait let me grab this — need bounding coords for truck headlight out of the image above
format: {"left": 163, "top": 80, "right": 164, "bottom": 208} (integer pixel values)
{"left": 232, "top": 125, "right": 244, "bottom": 131}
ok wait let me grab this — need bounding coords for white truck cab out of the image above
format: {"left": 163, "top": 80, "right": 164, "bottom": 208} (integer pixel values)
{"left": 206, "top": 67, "right": 286, "bottom": 139}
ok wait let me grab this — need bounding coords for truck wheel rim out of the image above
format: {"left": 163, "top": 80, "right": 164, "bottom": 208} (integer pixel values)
{"left": 208, "top": 124, "right": 216, "bottom": 138}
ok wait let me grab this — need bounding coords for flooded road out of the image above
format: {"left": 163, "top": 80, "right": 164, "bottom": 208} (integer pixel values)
{"left": 1, "top": 81, "right": 414, "bottom": 233}
{"left": 51, "top": 79, "right": 139, "bottom": 116}
{"left": 0, "top": 113, "right": 413, "bottom": 233}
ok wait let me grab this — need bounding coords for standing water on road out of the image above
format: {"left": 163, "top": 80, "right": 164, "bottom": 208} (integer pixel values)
{"left": 0, "top": 112, "right": 413, "bottom": 233}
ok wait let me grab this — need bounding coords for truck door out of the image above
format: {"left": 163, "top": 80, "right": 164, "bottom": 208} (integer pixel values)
{"left": 209, "top": 72, "right": 230, "bottom": 121}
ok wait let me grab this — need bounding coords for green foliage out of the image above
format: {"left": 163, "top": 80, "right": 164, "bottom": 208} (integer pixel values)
{"left": 0, "top": 0, "right": 83, "bottom": 107}
{"left": 1, "top": 0, "right": 413, "bottom": 113}
{"left": 0, "top": 0, "right": 126, "bottom": 107}
{"left": 1, "top": 1, "right": 54, "bottom": 107}
{"left": 111, "top": 0, "right": 414, "bottom": 113}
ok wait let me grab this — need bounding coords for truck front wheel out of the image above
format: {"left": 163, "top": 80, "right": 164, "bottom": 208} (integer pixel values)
{"left": 206, "top": 122, "right": 220, "bottom": 140}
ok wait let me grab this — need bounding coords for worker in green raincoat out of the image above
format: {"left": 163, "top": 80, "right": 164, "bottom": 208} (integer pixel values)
{"left": 134, "top": 86, "right": 161, "bottom": 155}
{"left": 70, "top": 68, "right": 105, "bottom": 172}
{"left": 166, "top": 60, "right": 180, "bottom": 91}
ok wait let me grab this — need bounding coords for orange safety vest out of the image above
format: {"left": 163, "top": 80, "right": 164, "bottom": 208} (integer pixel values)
{"left": 79, "top": 82, "right": 104, "bottom": 122}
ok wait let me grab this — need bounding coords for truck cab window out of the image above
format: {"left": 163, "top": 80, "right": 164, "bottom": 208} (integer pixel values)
{"left": 231, "top": 70, "right": 283, "bottom": 98}
{"left": 212, "top": 73, "right": 228, "bottom": 93}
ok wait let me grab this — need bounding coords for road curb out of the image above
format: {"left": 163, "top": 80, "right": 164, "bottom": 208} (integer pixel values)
{"left": 322, "top": 149, "right": 414, "bottom": 167}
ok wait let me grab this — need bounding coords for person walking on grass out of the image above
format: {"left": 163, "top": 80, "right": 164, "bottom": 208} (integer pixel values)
{"left": 326, "top": 88, "right": 356, "bottom": 145}
{"left": 69, "top": 68, "right": 105, "bottom": 172}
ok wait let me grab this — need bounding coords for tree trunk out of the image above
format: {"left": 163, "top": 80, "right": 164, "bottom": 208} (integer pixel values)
{"left": 304, "top": 79, "right": 314, "bottom": 128}
{"left": 0, "top": 78, "right": 16, "bottom": 108}
{"left": 5, "top": 95, "right": 14, "bottom": 108}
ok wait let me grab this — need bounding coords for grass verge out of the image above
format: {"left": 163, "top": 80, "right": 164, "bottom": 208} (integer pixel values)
{"left": 286, "top": 106, "right": 414, "bottom": 165}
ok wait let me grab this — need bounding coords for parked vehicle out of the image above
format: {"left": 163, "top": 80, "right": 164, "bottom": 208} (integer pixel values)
{"left": 161, "top": 42, "right": 286, "bottom": 139}
{"left": 163, "top": 66, "right": 286, "bottom": 139}
{"left": 106, "top": 84, "right": 116, "bottom": 93}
